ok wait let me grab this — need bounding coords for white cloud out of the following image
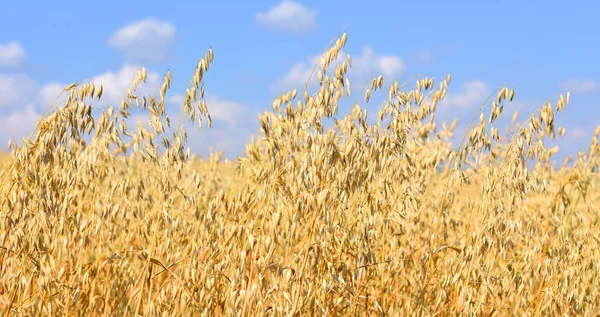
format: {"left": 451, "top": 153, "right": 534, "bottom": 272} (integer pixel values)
{"left": 33, "top": 65, "right": 164, "bottom": 114}
{"left": 93, "top": 71, "right": 253, "bottom": 159}
{"left": 440, "top": 81, "right": 490, "bottom": 110}
{"left": 0, "top": 62, "right": 252, "bottom": 159}
{"left": 126, "top": 96, "right": 255, "bottom": 159}
{"left": 273, "top": 46, "right": 404, "bottom": 93}
{"left": 0, "top": 105, "right": 42, "bottom": 146}
{"left": 35, "top": 65, "right": 246, "bottom": 127}
{"left": 38, "top": 82, "right": 67, "bottom": 108}
{"left": 93, "top": 64, "right": 162, "bottom": 107}
{"left": 109, "top": 18, "right": 176, "bottom": 62}
{"left": 256, "top": 0, "right": 317, "bottom": 33}
{"left": 562, "top": 78, "right": 597, "bottom": 94}
{"left": 205, "top": 96, "right": 246, "bottom": 127}
{"left": 0, "top": 73, "right": 38, "bottom": 110}
{"left": 273, "top": 53, "right": 320, "bottom": 93}
{"left": 159, "top": 94, "right": 246, "bottom": 127}
{"left": 352, "top": 46, "right": 404, "bottom": 82}
{"left": 166, "top": 93, "right": 184, "bottom": 105}
{"left": 0, "top": 65, "right": 162, "bottom": 149}
{"left": 0, "top": 41, "right": 26, "bottom": 68}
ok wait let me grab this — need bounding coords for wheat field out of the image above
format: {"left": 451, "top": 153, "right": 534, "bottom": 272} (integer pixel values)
{"left": 0, "top": 34, "right": 599, "bottom": 316}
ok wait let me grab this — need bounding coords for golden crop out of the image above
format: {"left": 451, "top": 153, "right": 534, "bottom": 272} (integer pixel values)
{"left": 0, "top": 33, "right": 598, "bottom": 316}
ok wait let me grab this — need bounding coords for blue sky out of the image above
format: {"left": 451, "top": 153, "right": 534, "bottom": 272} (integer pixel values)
{"left": 0, "top": 0, "right": 599, "bottom": 161}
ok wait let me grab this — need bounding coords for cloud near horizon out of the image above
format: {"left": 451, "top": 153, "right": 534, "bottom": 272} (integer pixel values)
{"left": 0, "top": 73, "right": 38, "bottom": 111}
{"left": 439, "top": 80, "right": 490, "bottom": 111}
{"left": 0, "top": 58, "right": 254, "bottom": 158}
{"left": 273, "top": 45, "right": 405, "bottom": 94}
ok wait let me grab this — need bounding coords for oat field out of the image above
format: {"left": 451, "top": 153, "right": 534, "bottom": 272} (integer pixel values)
{"left": 1, "top": 34, "right": 599, "bottom": 316}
